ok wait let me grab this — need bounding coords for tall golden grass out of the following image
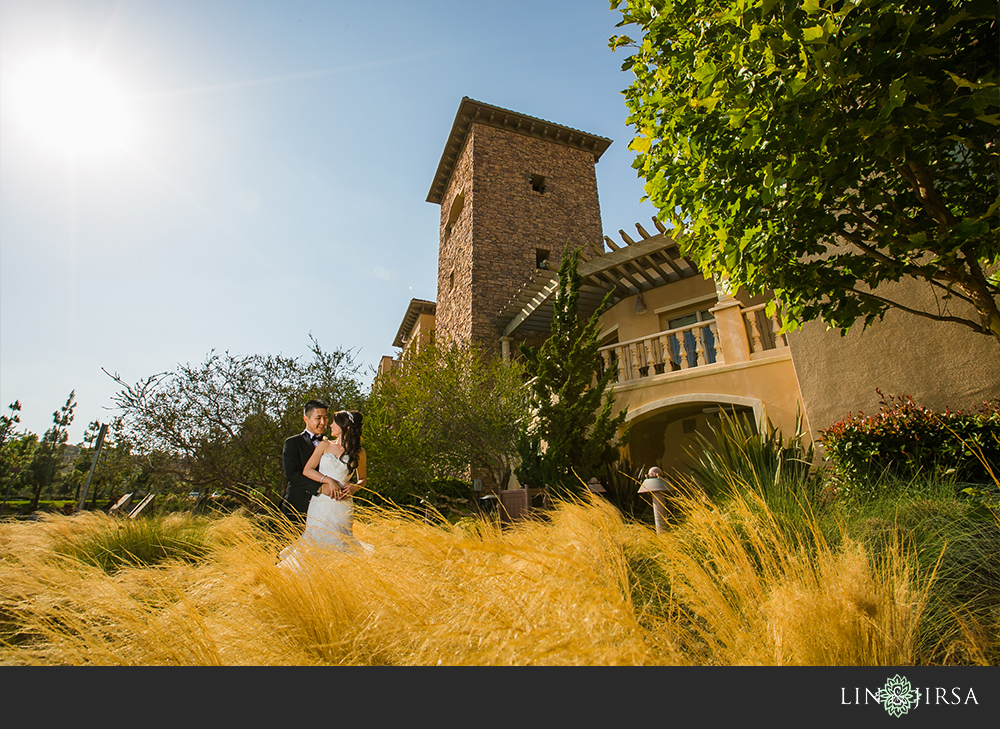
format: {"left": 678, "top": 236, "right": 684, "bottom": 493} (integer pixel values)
{"left": 0, "top": 491, "right": 945, "bottom": 666}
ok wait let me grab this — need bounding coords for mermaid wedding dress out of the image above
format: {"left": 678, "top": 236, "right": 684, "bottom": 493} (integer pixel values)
{"left": 278, "top": 451, "right": 372, "bottom": 570}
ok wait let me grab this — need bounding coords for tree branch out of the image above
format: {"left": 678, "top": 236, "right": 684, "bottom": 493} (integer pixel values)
{"left": 839, "top": 229, "right": 980, "bottom": 308}
{"left": 844, "top": 287, "right": 990, "bottom": 335}
{"left": 899, "top": 159, "right": 958, "bottom": 233}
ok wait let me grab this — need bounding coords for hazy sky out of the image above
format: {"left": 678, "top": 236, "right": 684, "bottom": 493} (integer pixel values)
{"left": 0, "top": 0, "right": 659, "bottom": 442}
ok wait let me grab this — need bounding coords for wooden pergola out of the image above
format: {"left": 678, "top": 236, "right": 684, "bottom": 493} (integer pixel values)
{"left": 497, "top": 219, "right": 702, "bottom": 338}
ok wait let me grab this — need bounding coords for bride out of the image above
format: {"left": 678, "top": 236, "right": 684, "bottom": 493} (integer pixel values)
{"left": 278, "top": 410, "right": 372, "bottom": 567}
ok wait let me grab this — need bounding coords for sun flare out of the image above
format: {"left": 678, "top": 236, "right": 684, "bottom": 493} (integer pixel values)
{"left": 9, "top": 53, "right": 135, "bottom": 157}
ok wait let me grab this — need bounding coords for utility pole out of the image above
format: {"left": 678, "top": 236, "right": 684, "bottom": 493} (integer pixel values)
{"left": 77, "top": 423, "right": 109, "bottom": 514}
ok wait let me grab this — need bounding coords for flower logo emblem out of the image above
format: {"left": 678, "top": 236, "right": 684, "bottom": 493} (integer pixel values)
{"left": 879, "top": 675, "right": 919, "bottom": 717}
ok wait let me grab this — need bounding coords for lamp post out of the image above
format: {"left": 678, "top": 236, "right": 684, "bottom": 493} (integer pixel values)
{"left": 638, "top": 472, "right": 671, "bottom": 534}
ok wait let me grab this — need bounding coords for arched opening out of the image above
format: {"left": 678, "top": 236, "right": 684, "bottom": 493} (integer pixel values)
{"left": 625, "top": 394, "right": 762, "bottom": 485}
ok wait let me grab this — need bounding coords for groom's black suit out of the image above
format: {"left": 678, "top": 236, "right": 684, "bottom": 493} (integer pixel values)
{"left": 280, "top": 432, "right": 322, "bottom": 525}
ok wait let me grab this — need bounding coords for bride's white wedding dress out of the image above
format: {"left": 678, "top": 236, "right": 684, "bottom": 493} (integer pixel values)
{"left": 278, "top": 452, "right": 373, "bottom": 570}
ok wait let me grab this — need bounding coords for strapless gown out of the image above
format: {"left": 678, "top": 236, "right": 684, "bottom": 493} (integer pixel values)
{"left": 278, "top": 452, "right": 372, "bottom": 569}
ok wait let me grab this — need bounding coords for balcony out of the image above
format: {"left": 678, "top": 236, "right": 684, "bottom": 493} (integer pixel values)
{"left": 742, "top": 302, "right": 789, "bottom": 359}
{"left": 492, "top": 221, "right": 792, "bottom": 392}
{"left": 598, "top": 298, "right": 788, "bottom": 384}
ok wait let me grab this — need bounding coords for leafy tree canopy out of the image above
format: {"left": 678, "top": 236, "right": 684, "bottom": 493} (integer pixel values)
{"left": 611, "top": 0, "right": 999, "bottom": 340}
{"left": 366, "top": 340, "right": 531, "bottom": 499}
{"left": 65, "top": 419, "right": 146, "bottom": 510}
{"left": 29, "top": 390, "right": 76, "bottom": 509}
{"left": 0, "top": 431, "right": 38, "bottom": 515}
{"left": 106, "top": 337, "right": 365, "bottom": 503}
{"left": 0, "top": 401, "right": 21, "bottom": 449}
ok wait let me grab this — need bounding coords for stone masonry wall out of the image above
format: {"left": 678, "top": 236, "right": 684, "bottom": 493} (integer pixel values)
{"left": 436, "top": 123, "right": 604, "bottom": 351}
{"left": 435, "top": 129, "right": 475, "bottom": 346}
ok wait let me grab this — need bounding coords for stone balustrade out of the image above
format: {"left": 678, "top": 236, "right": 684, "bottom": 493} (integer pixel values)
{"left": 597, "top": 298, "right": 787, "bottom": 384}
{"left": 741, "top": 303, "right": 789, "bottom": 357}
{"left": 598, "top": 319, "right": 721, "bottom": 383}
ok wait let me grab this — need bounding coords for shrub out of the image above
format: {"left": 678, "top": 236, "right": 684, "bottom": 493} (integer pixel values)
{"left": 363, "top": 477, "right": 475, "bottom": 519}
{"left": 366, "top": 341, "right": 531, "bottom": 491}
{"left": 598, "top": 455, "right": 650, "bottom": 523}
{"left": 686, "top": 408, "right": 815, "bottom": 504}
{"left": 54, "top": 514, "right": 212, "bottom": 573}
{"left": 836, "top": 482, "right": 1000, "bottom": 665}
{"left": 821, "top": 392, "right": 1000, "bottom": 497}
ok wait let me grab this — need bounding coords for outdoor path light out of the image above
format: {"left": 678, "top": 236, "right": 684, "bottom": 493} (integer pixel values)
{"left": 638, "top": 468, "right": 671, "bottom": 534}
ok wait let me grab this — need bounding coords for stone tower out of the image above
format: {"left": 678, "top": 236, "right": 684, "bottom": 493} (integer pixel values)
{"left": 426, "top": 98, "right": 612, "bottom": 350}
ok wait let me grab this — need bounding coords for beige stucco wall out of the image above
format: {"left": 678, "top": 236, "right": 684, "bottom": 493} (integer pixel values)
{"left": 405, "top": 312, "right": 436, "bottom": 356}
{"left": 599, "top": 275, "right": 717, "bottom": 343}
{"left": 786, "top": 277, "right": 1000, "bottom": 443}
{"left": 596, "top": 273, "right": 808, "bottom": 475}
{"left": 612, "top": 354, "right": 805, "bottom": 475}
{"left": 615, "top": 354, "right": 804, "bottom": 432}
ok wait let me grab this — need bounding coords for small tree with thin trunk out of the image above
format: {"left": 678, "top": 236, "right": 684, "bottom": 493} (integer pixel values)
{"left": 29, "top": 390, "right": 76, "bottom": 511}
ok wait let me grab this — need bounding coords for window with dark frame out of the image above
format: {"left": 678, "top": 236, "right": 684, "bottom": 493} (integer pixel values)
{"left": 530, "top": 174, "right": 546, "bottom": 193}
{"left": 665, "top": 309, "right": 718, "bottom": 369}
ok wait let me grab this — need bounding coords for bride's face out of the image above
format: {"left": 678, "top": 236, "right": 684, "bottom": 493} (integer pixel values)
{"left": 330, "top": 421, "right": 342, "bottom": 441}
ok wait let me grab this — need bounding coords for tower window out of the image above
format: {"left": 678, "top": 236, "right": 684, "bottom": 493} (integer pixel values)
{"left": 449, "top": 269, "right": 455, "bottom": 290}
{"left": 445, "top": 192, "right": 465, "bottom": 237}
{"left": 536, "top": 249, "right": 550, "bottom": 269}
{"left": 530, "top": 174, "right": 546, "bottom": 193}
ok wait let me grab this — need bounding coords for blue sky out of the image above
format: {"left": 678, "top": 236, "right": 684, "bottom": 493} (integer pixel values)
{"left": 0, "top": 0, "right": 659, "bottom": 442}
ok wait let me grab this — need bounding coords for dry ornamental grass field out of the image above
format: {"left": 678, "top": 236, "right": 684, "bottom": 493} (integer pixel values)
{"left": 4, "top": 484, "right": 988, "bottom": 667}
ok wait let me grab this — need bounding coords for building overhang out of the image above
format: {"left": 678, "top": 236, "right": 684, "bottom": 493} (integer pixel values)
{"left": 498, "top": 220, "right": 701, "bottom": 338}
{"left": 426, "top": 97, "right": 613, "bottom": 205}
{"left": 392, "top": 298, "right": 437, "bottom": 348}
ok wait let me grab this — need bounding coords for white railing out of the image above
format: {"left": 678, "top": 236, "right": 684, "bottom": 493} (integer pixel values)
{"left": 598, "top": 320, "right": 722, "bottom": 383}
{"left": 742, "top": 303, "right": 788, "bottom": 356}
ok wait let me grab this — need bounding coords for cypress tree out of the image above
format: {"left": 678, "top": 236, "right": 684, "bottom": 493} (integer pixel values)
{"left": 516, "top": 247, "right": 628, "bottom": 495}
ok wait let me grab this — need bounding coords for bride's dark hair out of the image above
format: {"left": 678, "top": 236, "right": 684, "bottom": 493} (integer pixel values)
{"left": 333, "top": 410, "right": 363, "bottom": 472}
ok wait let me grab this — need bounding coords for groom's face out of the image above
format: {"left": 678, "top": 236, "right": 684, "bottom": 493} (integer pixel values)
{"left": 303, "top": 408, "right": 328, "bottom": 436}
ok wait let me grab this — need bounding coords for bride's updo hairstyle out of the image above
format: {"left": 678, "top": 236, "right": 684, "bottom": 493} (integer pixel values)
{"left": 333, "top": 410, "right": 363, "bottom": 471}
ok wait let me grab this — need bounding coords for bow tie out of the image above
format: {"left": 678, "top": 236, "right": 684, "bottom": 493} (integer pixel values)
{"left": 309, "top": 434, "right": 322, "bottom": 444}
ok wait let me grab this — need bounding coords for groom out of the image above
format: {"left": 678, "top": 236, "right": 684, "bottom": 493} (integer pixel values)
{"left": 280, "top": 399, "right": 335, "bottom": 527}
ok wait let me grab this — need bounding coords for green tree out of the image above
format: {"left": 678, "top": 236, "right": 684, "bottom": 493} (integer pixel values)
{"left": 0, "top": 400, "right": 24, "bottom": 514}
{"left": 0, "top": 400, "right": 21, "bottom": 451}
{"left": 29, "top": 390, "right": 77, "bottom": 510}
{"left": 105, "top": 338, "right": 365, "bottom": 506}
{"left": 516, "top": 247, "right": 629, "bottom": 495}
{"left": 611, "top": 0, "right": 999, "bottom": 341}
{"left": 0, "top": 434, "right": 37, "bottom": 516}
{"left": 365, "top": 340, "right": 532, "bottom": 504}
